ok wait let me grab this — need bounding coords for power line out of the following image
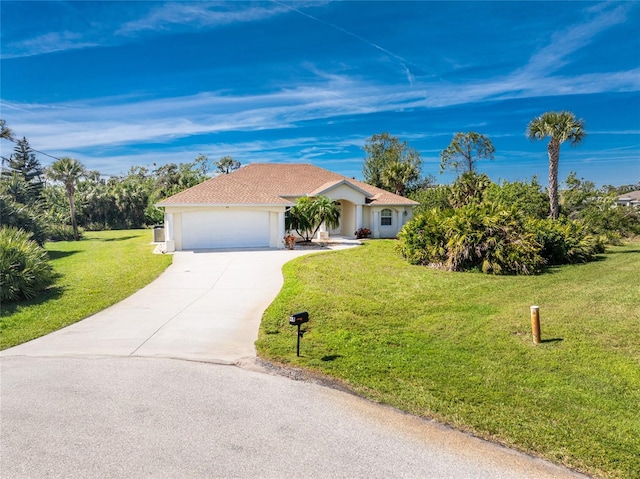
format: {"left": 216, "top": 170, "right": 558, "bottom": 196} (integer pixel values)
{"left": 2, "top": 136, "right": 63, "bottom": 161}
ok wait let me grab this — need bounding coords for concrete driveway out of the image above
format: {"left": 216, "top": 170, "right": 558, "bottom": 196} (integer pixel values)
{"left": 1, "top": 246, "right": 588, "bottom": 478}
{"left": 2, "top": 248, "right": 330, "bottom": 363}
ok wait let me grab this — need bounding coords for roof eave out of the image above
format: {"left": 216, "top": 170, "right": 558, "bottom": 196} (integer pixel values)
{"left": 310, "top": 179, "right": 373, "bottom": 198}
{"left": 156, "top": 202, "right": 292, "bottom": 208}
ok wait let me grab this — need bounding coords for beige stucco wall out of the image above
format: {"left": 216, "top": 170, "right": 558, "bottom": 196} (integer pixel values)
{"left": 322, "top": 184, "right": 367, "bottom": 204}
{"left": 365, "top": 206, "right": 413, "bottom": 238}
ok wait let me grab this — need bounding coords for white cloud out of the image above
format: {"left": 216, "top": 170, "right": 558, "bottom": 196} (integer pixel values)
{"left": 2, "top": 31, "right": 98, "bottom": 59}
{"left": 2, "top": 1, "right": 326, "bottom": 59}
{"left": 117, "top": 2, "right": 288, "bottom": 35}
{"left": 519, "top": 3, "right": 630, "bottom": 78}
{"left": 2, "top": 57, "right": 638, "bottom": 158}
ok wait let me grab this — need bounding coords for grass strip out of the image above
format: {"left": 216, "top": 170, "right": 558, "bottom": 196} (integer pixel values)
{"left": 257, "top": 240, "right": 640, "bottom": 479}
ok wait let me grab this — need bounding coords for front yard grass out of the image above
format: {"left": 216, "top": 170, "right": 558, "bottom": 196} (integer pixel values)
{"left": 1, "top": 230, "right": 172, "bottom": 349}
{"left": 256, "top": 240, "right": 640, "bottom": 479}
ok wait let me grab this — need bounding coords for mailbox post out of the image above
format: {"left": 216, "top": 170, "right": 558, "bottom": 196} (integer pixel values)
{"left": 289, "top": 312, "right": 309, "bottom": 357}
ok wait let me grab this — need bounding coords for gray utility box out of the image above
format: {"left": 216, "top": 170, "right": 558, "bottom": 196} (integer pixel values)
{"left": 153, "top": 226, "right": 165, "bottom": 243}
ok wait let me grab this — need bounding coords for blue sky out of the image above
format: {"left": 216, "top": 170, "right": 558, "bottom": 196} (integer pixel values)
{"left": 1, "top": 1, "right": 639, "bottom": 187}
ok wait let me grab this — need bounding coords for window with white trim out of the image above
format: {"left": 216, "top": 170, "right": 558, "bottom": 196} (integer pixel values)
{"left": 380, "top": 209, "right": 392, "bottom": 226}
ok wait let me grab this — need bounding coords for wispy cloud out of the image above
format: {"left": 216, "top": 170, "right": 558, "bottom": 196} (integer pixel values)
{"left": 277, "top": 0, "right": 420, "bottom": 85}
{"left": 3, "top": 58, "right": 638, "bottom": 157}
{"left": 116, "top": 1, "right": 295, "bottom": 35}
{"left": 515, "top": 2, "right": 631, "bottom": 79}
{"left": 2, "top": 31, "right": 98, "bottom": 59}
{"left": 2, "top": 1, "right": 325, "bottom": 59}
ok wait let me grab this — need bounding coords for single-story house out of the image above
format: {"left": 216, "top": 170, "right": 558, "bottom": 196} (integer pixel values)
{"left": 156, "top": 163, "right": 418, "bottom": 251}
{"left": 616, "top": 190, "right": 640, "bottom": 207}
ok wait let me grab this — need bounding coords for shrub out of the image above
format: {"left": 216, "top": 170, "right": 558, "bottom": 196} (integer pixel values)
{"left": 0, "top": 226, "right": 55, "bottom": 302}
{"left": 397, "top": 203, "right": 544, "bottom": 275}
{"left": 396, "top": 208, "right": 451, "bottom": 267}
{"left": 449, "top": 172, "right": 492, "bottom": 208}
{"left": 484, "top": 178, "right": 548, "bottom": 219}
{"left": 0, "top": 194, "right": 47, "bottom": 245}
{"left": 46, "top": 223, "right": 80, "bottom": 242}
{"left": 355, "top": 227, "right": 371, "bottom": 239}
{"left": 579, "top": 201, "right": 640, "bottom": 241}
{"left": 443, "top": 203, "right": 544, "bottom": 274}
{"left": 410, "top": 185, "right": 453, "bottom": 215}
{"left": 525, "top": 217, "right": 605, "bottom": 265}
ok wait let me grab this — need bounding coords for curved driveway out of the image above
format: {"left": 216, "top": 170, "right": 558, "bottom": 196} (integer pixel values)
{"left": 2, "top": 248, "right": 325, "bottom": 363}
{"left": 1, "top": 248, "right": 588, "bottom": 478}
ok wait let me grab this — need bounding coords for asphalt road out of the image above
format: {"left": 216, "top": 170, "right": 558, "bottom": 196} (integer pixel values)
{"left": 1, "top": 356, "right": 588, "bottom": 479}
{"left": 1, "top": 249, "right": 589, "bottom": 478}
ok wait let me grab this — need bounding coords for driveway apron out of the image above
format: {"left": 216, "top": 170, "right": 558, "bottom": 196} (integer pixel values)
{"left": 2, "top": 248, "right": 325, "bottom": 363}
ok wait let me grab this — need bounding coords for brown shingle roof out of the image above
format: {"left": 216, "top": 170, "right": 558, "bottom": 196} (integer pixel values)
{"left": 157, "top": 163, "right": 418, "bottom": 206}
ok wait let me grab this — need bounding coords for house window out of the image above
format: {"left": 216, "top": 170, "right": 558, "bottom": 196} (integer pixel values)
{"left": 380, "top": 209, "right": 392, "bottom": 226}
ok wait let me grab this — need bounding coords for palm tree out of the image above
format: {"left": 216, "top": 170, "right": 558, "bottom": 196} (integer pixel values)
{"left": 47, "top": 157, "right": 86, "bottom": 240}
{"left": 381, "top": 159, "right": 420, "bottom": 197}
{"left": 286, "top": 196, "right": 341, "bottom": 241}
{"left": 527, "top": 111, "right": 586, "bottom": 220}
{"left": 310, "top": 196, "right": 341, "bottom": 238}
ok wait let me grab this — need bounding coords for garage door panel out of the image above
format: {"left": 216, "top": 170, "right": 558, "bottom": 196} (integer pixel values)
{"left": 182, "top": 210, "right": 270, "bottom": 249}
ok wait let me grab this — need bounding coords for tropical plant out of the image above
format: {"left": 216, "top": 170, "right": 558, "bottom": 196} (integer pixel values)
{"left": 285, "top": 196, "right": 340, "bottom": 241}
{"left": 380, "top": 157, "right": 421, "bottom": 196}
{"left": 440, "top": 132, "right": 495, "bottom": 174}
{"left": 110, "top": 167, "right": 151, "bottom": 229}
{"left": 526, "top": 111, "right": 586, "bottom": 220}
{"left": 446, "top": 203, "right": 544, "bottom": 274}
{"left": 215, "top": 155, "right": 240, "bottom": 174}
{"left": 410, "top": 184, "right": 453, "bottom": 215}
{"left": 77, "top": 171, "right": 114, "bottom": 230}
{"left": 362, "top": 132, "right": 422, "bottom": 196}
{"left": 0, "top": 226, "right": 55, "bottom": 302}
{"left": 0, "top": 173, "right": 34, "bottom": 206}
{"left": 397, "top": 199, "right": 606, "bottom": 275}
{"left": 47, "top": 157, "right": 86, "bottom": 240}
{"left": 397, "top": 204, "right": 545, "bottom": 275}
{"left": 484, "top": 177, "right": 548, "bottom": 219}
{"left": 395, "top": 208, "right": 451, "bottom": 267}
{"left": 0, "top": 194, "right": 47, "bottom": 245}
{"left": 448, "top": 171, "right": 492, "bottom": 208}
{"left": 524, "top": 217, "right": 604, "bottom": 265}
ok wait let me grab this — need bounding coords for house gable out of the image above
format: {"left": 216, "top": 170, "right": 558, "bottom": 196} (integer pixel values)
{"left": 309, "top": 180, "right": 372, "bottom": 204}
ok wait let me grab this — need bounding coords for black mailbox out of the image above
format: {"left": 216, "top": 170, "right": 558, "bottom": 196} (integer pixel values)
{"left": 289, "top": 311, "right": 309, "bottom": 326}
{"left": 289, "top": 312, "right": 309, "bottom": 357}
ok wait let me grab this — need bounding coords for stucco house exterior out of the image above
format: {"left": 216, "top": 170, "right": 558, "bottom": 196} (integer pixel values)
{"left": 156, "top": 163, "right": 418, "bottom": 251}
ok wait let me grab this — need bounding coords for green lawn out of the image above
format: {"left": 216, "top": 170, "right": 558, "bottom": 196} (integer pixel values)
{"left": 1, "top": 230, "right": 172, "bottom": 349}
{"left": 256, "top": 240, "right": 640, "bottom": 479}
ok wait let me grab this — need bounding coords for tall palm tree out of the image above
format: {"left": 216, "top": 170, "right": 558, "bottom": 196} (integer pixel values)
{"left": 47, "top": 157, "right": 86, "bottom": 240}
{"left": 526, "top": 111, "right": 586, "bottom": 220}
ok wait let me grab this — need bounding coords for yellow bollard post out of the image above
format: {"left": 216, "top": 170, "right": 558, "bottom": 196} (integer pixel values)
{"left": 530, "top": 305, "right": 541, "bottom": 344}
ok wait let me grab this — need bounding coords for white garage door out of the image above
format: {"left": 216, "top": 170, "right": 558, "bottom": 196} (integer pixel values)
{"left": 181, "top": 210, "right": 270, "bottom": 249}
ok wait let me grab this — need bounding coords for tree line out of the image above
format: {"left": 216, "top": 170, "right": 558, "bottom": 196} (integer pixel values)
{"left": 2, "top": 110, "right": 639, "bottom": 302}
{"left": 1, "top": 121, "right": 241, "bottom": 242}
